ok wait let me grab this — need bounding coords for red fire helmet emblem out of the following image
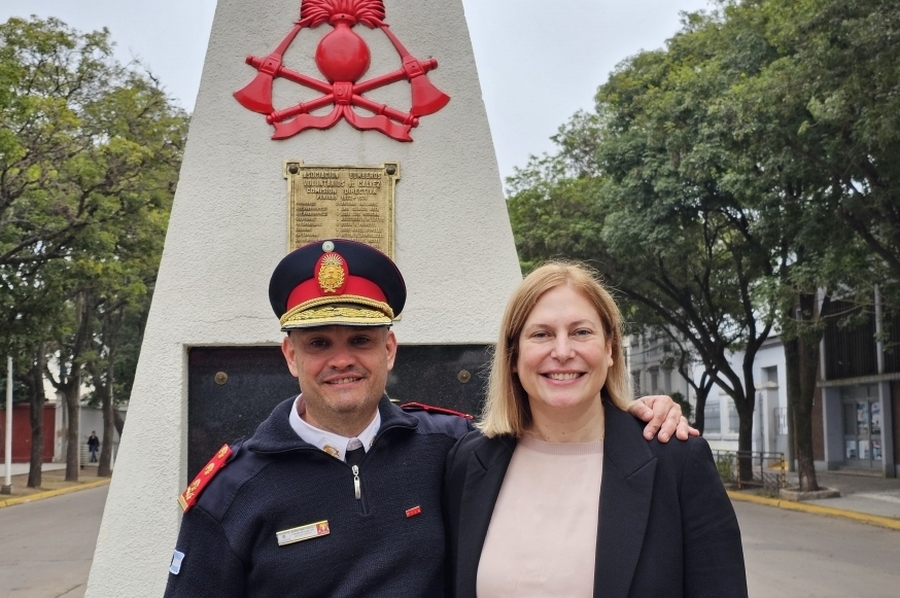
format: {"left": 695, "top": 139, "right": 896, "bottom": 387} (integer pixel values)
{"left": 234, "top": 0, "right": 451, "bottom": 142}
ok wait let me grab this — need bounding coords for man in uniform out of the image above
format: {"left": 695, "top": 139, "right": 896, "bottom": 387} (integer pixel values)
{"left": 164, "top": 239, "right": 693, "bottom": 597}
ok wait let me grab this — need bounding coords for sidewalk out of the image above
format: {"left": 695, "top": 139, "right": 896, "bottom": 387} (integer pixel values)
{"left": 0, "top": 462, "right": 110, "bottom": 508}
{"left": 0, "top": 461, "right": 66, "bottom": 477}
{"left": 729, "top": 468, "right": 900, "bottom": 531}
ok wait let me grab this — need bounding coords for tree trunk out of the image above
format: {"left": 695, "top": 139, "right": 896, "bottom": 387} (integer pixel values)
{"left": 693, "top": 392, "right": 707, "bottom": 435}
{"left": 795, "top": 294, "right": 821, "bottom": 492}
{"left": 732, "top": 353, "right": 759, "bottom": 482}
{"left": 99, "top": 407, "right": 115, "bottom": 477}
{"left": 114, "top": 410, "right": 125, "bottom": 437}
{"left": 690, "top": 371, "right": 717, "bottom": 436}
{"left": 784, "top": 294, "right": 822, "bottom": 492}
{"left": 784, "top": 335, "right": 800, "bottom": 470}
{"left": 736, "top": 394, "right": 755, "bottom": 481}
{"left": 64, "top": 372, "right": 81, "bottom": 482}
{"left": 794, "top": 337, "right": 820, "bottom": 491}
{"left": 56, "top": 291, "right": 93, "bottom": 483}
{"left": 26, "top": 346, "right": 47, "bottom": 489}
{"left": 98, "top": 357, "right": 115, "bottom": 477}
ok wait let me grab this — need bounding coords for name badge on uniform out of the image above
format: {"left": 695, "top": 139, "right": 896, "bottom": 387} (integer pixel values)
{"left": 276, "top": 520, "right": 330, "bottom": 546}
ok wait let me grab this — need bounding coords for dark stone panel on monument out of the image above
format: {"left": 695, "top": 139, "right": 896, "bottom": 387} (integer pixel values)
{"left": 187, "top": 344, "right": 491, "bottom": 482}
{"left": 187, "top": 346, "right": 296, "bottom": 481}
{"left": 388, "top": 344, "right": 491, "bottom": 415}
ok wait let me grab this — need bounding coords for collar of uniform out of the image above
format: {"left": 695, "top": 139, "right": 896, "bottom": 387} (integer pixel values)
{"left": 289, "top": 395, "right": 381, "bottom": 459}
{"left": 246, "top": 395, "right": 418, "bottom": 454}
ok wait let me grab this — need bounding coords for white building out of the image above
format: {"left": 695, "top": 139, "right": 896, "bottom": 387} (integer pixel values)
{"left": 626, "top": 333, "right": 789, "bottom": 456}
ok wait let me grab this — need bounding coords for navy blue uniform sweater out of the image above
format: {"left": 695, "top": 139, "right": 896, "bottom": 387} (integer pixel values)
{"left": 164, "top": 395, "right": 471, "bottom": 597}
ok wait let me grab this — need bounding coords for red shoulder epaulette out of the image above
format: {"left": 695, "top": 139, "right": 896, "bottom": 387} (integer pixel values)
{"left": 178, "top": 443, "right": 233, "bottom": 512}
{"left": 400, "top": 401, "right": 474, "bottom": 421}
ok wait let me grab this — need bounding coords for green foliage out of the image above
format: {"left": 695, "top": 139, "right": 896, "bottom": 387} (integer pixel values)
{"left": 713, "top": 450, "right": 738, "bottom": 484}
{"left": 715, "top": 0, "right": 900, "bottom": 309}
{"left": 0, "top": 16, "right": 188, "bottom": 406}
{"left": 507, "top": 0, "right": 900, "bottom": 466}
{"left": 0, "top": 376, "right": 29, "bottom": 404}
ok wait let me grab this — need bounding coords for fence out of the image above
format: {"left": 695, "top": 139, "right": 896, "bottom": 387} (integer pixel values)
{"left": 711, "top": 450, "right": 786, "bottom": 491}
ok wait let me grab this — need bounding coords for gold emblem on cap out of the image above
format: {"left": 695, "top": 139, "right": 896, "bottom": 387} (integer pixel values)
{"left": 318, "top": 253, "right": 345, "bottom": 293}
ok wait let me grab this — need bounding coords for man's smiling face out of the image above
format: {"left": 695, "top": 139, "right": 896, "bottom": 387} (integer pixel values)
{"left": 281, "top": 325, "right": 397, "bottom": 436}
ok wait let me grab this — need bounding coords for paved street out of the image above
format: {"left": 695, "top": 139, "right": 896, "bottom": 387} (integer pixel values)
{"left": 1, "top": 488, "right": 899, "bottom": 597}
{"left": 736, "top": 501, "right": 900, "bottom": 597}
{"left": 0, "top": 486, "right": 108, "bottom": 598}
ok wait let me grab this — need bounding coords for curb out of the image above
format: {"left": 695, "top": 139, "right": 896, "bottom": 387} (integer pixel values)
{"left": 728, "top": 490, "right": 900, "bottom": 531}
{"left": 0, "top": 478, "right": 111, "bottom": 509}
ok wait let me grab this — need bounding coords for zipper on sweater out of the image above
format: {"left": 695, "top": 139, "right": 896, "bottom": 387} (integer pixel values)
{"left": 351, "top": 464, "right": 361, "bottom": 499}
{"left": 349, "top": 463, "right": 370, "bottom": 514}
{"left": 343, "top": 420, "right": 415, "bottom": 513}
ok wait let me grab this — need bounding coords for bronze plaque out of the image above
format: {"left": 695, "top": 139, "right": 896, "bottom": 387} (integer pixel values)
{"left": 285, "top": 161, "right": 399, "bottom": 257}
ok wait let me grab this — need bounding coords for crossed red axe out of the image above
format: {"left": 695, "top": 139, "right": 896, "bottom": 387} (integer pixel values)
{"left": 234, "top": 17, "right": 450, "bottom": 141}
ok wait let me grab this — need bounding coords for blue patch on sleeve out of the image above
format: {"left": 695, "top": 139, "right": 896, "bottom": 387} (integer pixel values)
{"left": 169, "top": 549, "right": 185, "bottom": 575}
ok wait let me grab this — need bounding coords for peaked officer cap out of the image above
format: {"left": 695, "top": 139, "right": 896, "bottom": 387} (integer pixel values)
{"left": 269, "top": 239, "right": 406, "bottom": 329}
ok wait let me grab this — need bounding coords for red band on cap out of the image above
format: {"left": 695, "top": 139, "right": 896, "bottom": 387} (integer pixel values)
{"left": 286, "top": 276, "right": 387, "bottom": 312}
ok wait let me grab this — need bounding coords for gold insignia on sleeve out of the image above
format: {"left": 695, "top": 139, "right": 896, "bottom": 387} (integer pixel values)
{"left": 178, "top": 443, "right": 233, "bottom": 512}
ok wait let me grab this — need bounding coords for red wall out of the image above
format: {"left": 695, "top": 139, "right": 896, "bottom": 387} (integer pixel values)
{"left": 0, "top": 403, "right": 56, "bottom": 462}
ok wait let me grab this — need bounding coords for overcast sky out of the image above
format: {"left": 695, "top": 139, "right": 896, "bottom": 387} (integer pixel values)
{"left": 1, "top": 0, "right": 711, "bottom": 182}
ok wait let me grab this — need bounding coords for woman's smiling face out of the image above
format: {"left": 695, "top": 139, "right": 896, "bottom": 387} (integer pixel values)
{"left": 516, "top": 284, "right": 614, "bottom": 418}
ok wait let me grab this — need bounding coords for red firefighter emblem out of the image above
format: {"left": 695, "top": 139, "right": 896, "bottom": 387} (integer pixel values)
{"left": 234, "top": 0, "right": 450, "bottom": 142}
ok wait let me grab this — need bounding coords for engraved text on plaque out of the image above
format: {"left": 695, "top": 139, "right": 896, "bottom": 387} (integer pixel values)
{"left": 285, "top": 161, "right": 399, "bottom": 257}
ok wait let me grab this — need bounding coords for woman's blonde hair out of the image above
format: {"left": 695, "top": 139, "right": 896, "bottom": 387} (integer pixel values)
{"left": 478, "top": 260, "right": 633, "bottom": 438}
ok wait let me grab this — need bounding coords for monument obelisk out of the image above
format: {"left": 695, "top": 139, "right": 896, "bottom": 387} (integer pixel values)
{"left": 86, "top": 1, "right": 521, "bottom": 595}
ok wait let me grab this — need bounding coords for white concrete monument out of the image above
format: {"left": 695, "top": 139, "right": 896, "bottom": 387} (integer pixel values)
{"left": 86, "top": 0, "right": 521, "bottom": 595}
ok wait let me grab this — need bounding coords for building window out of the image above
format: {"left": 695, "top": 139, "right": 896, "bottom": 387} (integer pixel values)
{"left": 774, "top": 407, "right": 788, "bottom": 435}
{"left": 631, "top": 370, "right": 642, "bottom": 395}
{"left": 727, "top": 402, "right": 740, "bottom": 434}
{"left": 763, "top": 365, "right": 777, "bottom": 385}
{"left": 705, "top": 401, "right": 721, "bottom": 434}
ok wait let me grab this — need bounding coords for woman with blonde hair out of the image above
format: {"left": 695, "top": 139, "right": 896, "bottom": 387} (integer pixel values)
{"left": 444, "top": 261, "right": 747, "bottom": 598}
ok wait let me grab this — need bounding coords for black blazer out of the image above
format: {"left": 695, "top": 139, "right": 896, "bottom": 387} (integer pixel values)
{"left": 443, "top": 403, "right": 748, "bottom": 598}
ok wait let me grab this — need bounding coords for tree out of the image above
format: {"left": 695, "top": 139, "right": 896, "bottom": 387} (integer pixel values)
{"left": 508, "top": 19, "right": 778, "bottom": 478}
{"left": 1, "top": 258, "right": 68, "bottom": 488}
{"left": 703, "top": 0, "right": 895, "bottom": 490}
{"left": 761, "top": 0, "right": 900, "bottom": 305}
{"left": 658, "top": 333, "right": 717, "bottom": 432}
{"left": 509, "top": 0, "right": 900, "bottom": 488}
{"left": 0, "top": 16, "right": 186, "bottom": 483}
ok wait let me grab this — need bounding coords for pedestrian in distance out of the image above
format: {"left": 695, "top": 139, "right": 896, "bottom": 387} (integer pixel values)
{"left": 444, "top": 260, "right": 748, "bottom": 598}
{"left": 87, "top": 431, "right": 100, "bottom": 463}
{"left": 164, "top": 240, "right": 695, "bottom": 597}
